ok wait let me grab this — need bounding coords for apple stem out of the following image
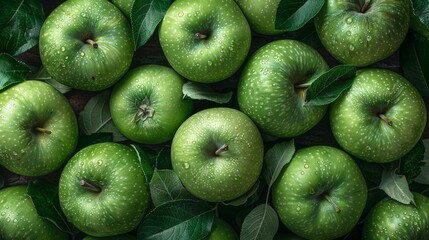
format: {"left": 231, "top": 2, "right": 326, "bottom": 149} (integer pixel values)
{"left": 80, "top": 180, "right": 101, "bottom": 193}
{"left": 195, "top": 32, "right": 208, "bottom": 40}
{"left": 323, "top": 194, "right": 341, "bottom": 213}
{"left": 85, "top": 39, "right": 98, "bottom": 49}
{"left": 215, "top": 144, "right": 228, "bottom": 156}
{"left": 378, "top": 114, "right": 393, "bottom": 126}
{"left": 361, "top": 0, "right": 371, "bottom": 12}
{"left": 35, "top": 127, "right": 52, "bottom": 135}
{"left": 295, "top": 82, "right": 312, "bottom": 89}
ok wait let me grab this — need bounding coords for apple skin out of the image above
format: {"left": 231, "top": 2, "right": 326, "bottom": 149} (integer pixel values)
{"left": 0, "top": 80, "right": 78, "bottom": 176}
{"left": 59, "top": 142, "right": 150, "bottom": 237}
{"left": 314, "top": 0, "right": 410, "bottom": 66}
{"left": 0, "top": 185, "right": 69, "bottom": 240}
{"left": 237, "top": 39, "right": 329, "bottom": 137}
{"left": 272, "top": 146, "right": 367, "bottom": 240}
{"left": 111, "top": 0, "right": 132, "bottom": 18}
{"left": 110, "top": 65, "right": 193, "bottom": 144}
{"left": 171, "top": 107, "right": 264, "bottom": 202}
{"left": 39, "top": 0, "right": 134, "bottom": 91}
{"left": 330, "top": 68, "right": 427, "bottom": 163}
{"left": 83, "top": 234, "right": 136, "bottom": 240}
{"left": 235, "top": 0, "right": 285, "bottom": 35}
{"left": 159, "top": 0, "right": 251, "bottom": 83}
{"left": 362, "top": 193, "right": 429, "bottom": 240}
{"left": 205, "top": 218, "right": 238, "bottom": 240}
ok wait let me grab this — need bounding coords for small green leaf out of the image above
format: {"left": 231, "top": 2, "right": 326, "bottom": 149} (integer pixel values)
{"left": 222, "top": 180, "right": 260, "bottom": 207}
{"left": 379, "top": 163, "right": 415, "bottom": 205}
{"left": 137, "top": 199, "right": 215, "bottom": 240}
{"left": 27, "top": 180, "right": 77, "bottom": 235}
{"left": 131, "top": 144, "right": 155, "bottom": 184}
{"left": 399, "top": 32, "right": 429, "bottom": 96}
{"left": 156, "top": 146, "right": 172, "bottom": 169}
{"left": 263, "top": 140, "right": 295, "bottom": 188}
{"left": 275, "top": 0, "right": 324, "bottom": 31}
{"left": 410, "top": 0, "right": 429, "bottom": 39}
{"left": 131, "top": 0, "right": 173, "bottom": 50}
{"left": 30, "top": 67, "right": 72, "bottom": 94}
{"left": 0, "top": 0, "right": 45, "bottom": 56}
{"left": 414, "top": 139, "right": 429, "bottom": 185}
{"left": 182, "top": 81, "right": 233, "bottom": 104}
{"left": 0, "top": 53, "right": 30, "bottom": 91}
{"left": 239, "top": 204, "right": 279, "bottom": 240}
{"left": 149, "top": 169, "right": 192, "bottom": 207}
{"left": 305, "top": 65, "right": 356, "bottom": 106}
{"left": 76, "top": 132, "right": 113, "bottom": 151}
{"left": 399, "top": 140, "right": 426, "bottom": 183}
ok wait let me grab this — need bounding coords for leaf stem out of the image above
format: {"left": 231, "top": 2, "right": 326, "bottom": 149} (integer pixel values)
{"left": 323, "top": 194, "right": 341, "bottom": 213}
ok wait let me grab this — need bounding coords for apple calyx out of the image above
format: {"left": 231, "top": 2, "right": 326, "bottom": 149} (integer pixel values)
{"left": 34, "top": 127, "right": 52, "bottom": 135}
{"left": 323, "top": 194, "right": 341, "bottom": 213}
{"left": 378, "top": 113, "right": 393, "bottom": 126}
{"left": 79, "top": 179, "right": 101, "bottom": 193}
{"left": 215, "top": 144, "right": 228, "bottom": 156}
{"left": 132, "top": 97, "right": 155, "bottom": 123}
{"left": 85, "top": 39, "right": 98, "bottom": 48}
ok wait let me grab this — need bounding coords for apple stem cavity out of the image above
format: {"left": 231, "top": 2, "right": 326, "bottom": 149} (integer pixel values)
{"left": 80, "top": 179, "right": 101, "bottom": 193}
{"left": 85, "top": 39, "right": 98, "bottom": 49}
{"left": 323, "top": 194, "right": 341, "bottom": 213}
{"left": 133, "top": 97, "right": 155, "bottom": 123}
{"left": 378, "top": 113, "right": 393, "bottom": 126}
{"left": 358, "top": 0, "right": 372, "bottom": 13}
{"left": 35, "top": 127, "right": 52, "bottom": 135}
{"left": 215, "top": 144, "right": 228, "bottom": 156}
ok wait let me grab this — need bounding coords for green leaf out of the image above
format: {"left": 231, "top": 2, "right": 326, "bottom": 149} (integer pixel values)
{"left": 379, "top": 163, "right": 415, "bottom": 205}
{"left": 130, "top": 144, "right": 155, "bottom": 184}
{"left": 131, "top": 0, "right": 173, "bottom": 50}
{"left": 222, "top": 180, "right": 260, "bottom": 207}
{"left": 239, "top": 204, "right": 279, "bottom": 240}
{"left": 399, "top": 32, "right": 429, "bottom": 96}
{"left": 30, "top": 67, "right": 72, "bottom": 94}
{"left": 149, "top": 169, "right": 192, "bottom": 207}
{"left": 263, "top": 140, "right": 295, "bottom": 188}
{"left": 275, "top": 0, "right": 324, "bottom": 32}
{"left": 76, "top": 132, "right": 113, "bottom": 151}
{"left": 305, "top": 65, "right": 357, "bottom": 106}
{"left": 182, "top": 81, "right": 233, "bottom": 104}
{"left": 414, "top": 139, "right": 429, "bottom": 184}
{"left": 156, "top": 146, "right": 172, "bottom": 169}
{"left": 78, "top": 91, "right": 127, "bottom": 142}
{"left": 410, "top": 0, "right": 429, "bottom": 39}
{"left": 399, "top": 140, "right": 426, "bottom": 183}
{"left": 137, "top": 199, "right": 215, "bottom": 240}
{"left": 27, "top": 179, "right": 77, "bottom": 235}
{"left": 0, "top": 53, "right": 30, "bottom": 91}
{"left": 0, "top": 0, "right": 45, "bottom": 56}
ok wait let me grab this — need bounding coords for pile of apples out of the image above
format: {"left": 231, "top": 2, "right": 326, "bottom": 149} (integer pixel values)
{"left": 0, "top": 0, "right": 428, "bottom": 239}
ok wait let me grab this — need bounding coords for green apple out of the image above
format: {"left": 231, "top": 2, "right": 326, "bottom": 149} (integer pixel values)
{"left": 111, "top": 0, "right": 132, "bottom": 18}
{"left": 237, "top": 39, "right": 329, "bottom": 137}
{"left": 159, "top": 0, "right": 251, "bottom": 83}
{"left": 0, "top": 185, "right": 69, "bottom": 240}
{"left": 314, "top": 0, "right": 410, "bottom": 66}
{"left": 171, "top": 107, "right": 264, "bottom": 202}
{"left": 0, "top": 80, "right": 78, "bottom": 176}
{"left": 272, "top": 146, "right": 367, "bottom": 240}
{"left": 59, "top": 142, "right": 150, "bottom": 237}
{"left": 330, "top": 68, "right": 427, "bottom": 163}
{"left": 110, "top": 64, "right": 193, "bottom": 144}
{"left": 205, "top": 218, "right": 238, "bottom": 240}
{"left": 363, "top": 193, "right": 429, "bottom": 239}
{"left": 39, "top": 0, "right": 134, "bottom": 91}
{"left": 235, "top": 0, "right": 285, "bottom": 35}
{"left": 83, "top": 234, "right": 136, "bottom": 240}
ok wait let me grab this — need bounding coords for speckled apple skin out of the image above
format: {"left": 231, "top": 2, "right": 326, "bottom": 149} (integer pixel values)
{"left": 362, "top": 193, "right": 429, "bottom": 240}
{"left": 59, "top": 143, "right": 150, "bottom": 237}
{"left": 171, "top": 107, "right": 264, "bottom": 202}
{"left": 205, "top": 218, "right": 238, "bottom": 240}
{"left": 0, "top": 185, "right": 69, "bottom": 240}
{"left": 314, "top": 0, "right": 410, "bottom": 67}
{"left": 272, "top": 146, "right": 367, "bottom": 240}
{"left": 0, "top": 80, "right": 78, "bottom": 176}
{"left": 39, "top": 0, "right": 133, "bottom": 91}
{"left": 330, "top": 68, "right": 427, "bottom": 163}
{"left": 237, "top": 39, "right": 329, "bottom": 138}
{"left": 159, "top": 0, "right": 251, "bottom": 83}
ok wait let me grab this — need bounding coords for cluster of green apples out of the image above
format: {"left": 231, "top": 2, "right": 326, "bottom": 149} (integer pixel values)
{"left": 0, "top": 0, "right": 428, "bottom": 239}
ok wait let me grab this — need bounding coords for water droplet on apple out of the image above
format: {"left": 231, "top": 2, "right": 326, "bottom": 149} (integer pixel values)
{"left": 13, "top": 219, "right": 17, "bottom": 223}
{"left": 1, "top": 212, "right": 5, "bottom": 216}
{"left": 184, "top": 163, "right": 190, "bottom": 169}
{"left": 296, "top": 207, "right": 301, "bottom": 211}
{"left": 346, "top": 31, "right": 351, "bottom": 36}
{"left": 178, "top": 12, "right": 184, "bottom": 17}
{"left": 367, "top": 35, "right": 372, "bottom": 41}
{"left": 80, "top": 52, "right": 85, "bottom": 57}
{"left": 6, "top": 218, "right": 10, "bottom": 222}
{"left": 209, "top": 162, "right": 214, "bottom": 166}
{"left": 346, "top": 18, "right": 353, "bottom": 24}
{"left": 81, "top": 13, "right": 86, "bottom": 17}
{"left": 300, "top": 171, "right": 304, "bottom": 175}
{"left": 61, "top": 46, "right": 65, "bottom": 52}
{"left": 208, "top": 61, "right": 213, "bottom": 66}
{"left": 62, "top": 64, "right": 66, "bottom": 68}
{"left": 65, "top": 56, "right": 69, "bottom": 60}
{"left": 97, "top": 160, "right": 103, "bottom": 166}
{"left": 349, "top": 45, "right": 355, "bottom": 51}
{"left": 304, "top": 164, "right": 309, "bottom": 169}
